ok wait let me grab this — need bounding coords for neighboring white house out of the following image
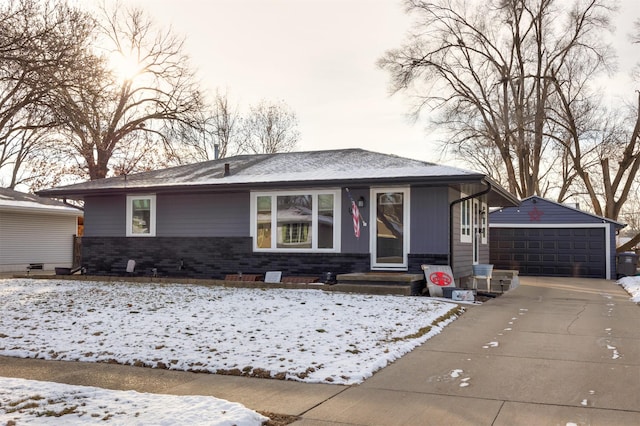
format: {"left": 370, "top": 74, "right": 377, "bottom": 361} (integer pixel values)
{"left": 0, "top": 188, "right": 82, "bottom": 273}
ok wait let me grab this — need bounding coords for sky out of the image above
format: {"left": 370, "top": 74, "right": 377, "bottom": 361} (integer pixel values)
{"left": 0, "top": 277, "right": 461, "bottom": 423}
{"left": 118, "top": 0, "right": 639, "bottom": 168}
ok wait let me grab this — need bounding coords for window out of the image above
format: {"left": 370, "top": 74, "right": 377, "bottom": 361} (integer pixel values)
{"left": 251, "top": 190, "right": 340, "bottom": 252}
{"left": 277, "top": 195, "right": 312, "bottom": 248}
{"left": 126, "top": 195, "right": 156, "bottom": 237}
{"left": 281, "top": 222, "right": 310, "bottom": 245}
{"left": 460, "top": 198, "right": 471, "bottom": 243}
{"left": 256, "top": 196, "right": 272, "bottom": 248}
{"left": 481, "top": 201, "right": 488, "bottom": 244}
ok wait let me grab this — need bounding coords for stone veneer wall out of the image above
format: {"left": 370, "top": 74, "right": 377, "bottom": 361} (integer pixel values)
{"left": 81, "top": 237, "right": 449, "bottom": 279}
{"left": 82, "top": 237, "right": 368, "bottom": 279}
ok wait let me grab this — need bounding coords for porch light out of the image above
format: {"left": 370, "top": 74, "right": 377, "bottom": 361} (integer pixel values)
{"left": 357, "top": 196, "right": 366, "bottom": 208}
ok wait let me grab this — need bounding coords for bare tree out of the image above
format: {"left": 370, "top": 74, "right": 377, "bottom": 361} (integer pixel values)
{"left": 606, "top": 20, "right": 640, "bottom": 251}
{"left": 175, "top": 90, "right": 242, "bottom": 162}
{"left": 0, "top": 0, "right": 92, "bottom": 188}
{"left": 549, "top": 12, "right": 640, "bottom": 229}
{"left": 239, "top": 100, "right": 299, "bottom": 154}
{"left": 205, "top": 91, "right": 241, "bottom": 159}
{"left": 49, "top": 3, "right": 205, "bottom": 180}
{"left": 378, "top": 0, "right": 614, "bottom": 200}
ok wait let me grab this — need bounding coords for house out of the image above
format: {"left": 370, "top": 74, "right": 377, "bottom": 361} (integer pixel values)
{"left": 37, "top": 149, "right": 519, "bottom": 281}
{"left": 489, "top": 196, "right": 625, "bottom": 279}
{"left": 0, "top": 188, "right": 83, "bottom": 273}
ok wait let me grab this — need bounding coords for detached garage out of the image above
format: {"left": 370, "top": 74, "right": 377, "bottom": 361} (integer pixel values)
{"left": 0, "top": 188, "right": 83, "bottom": 273}
{"left": 489, "top": 196, "right": 625, "bottom": 279}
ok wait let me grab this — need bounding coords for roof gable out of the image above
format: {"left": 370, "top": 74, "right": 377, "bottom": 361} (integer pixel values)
{"left": 490, "top": 195, "right": 624, "bottom": 228}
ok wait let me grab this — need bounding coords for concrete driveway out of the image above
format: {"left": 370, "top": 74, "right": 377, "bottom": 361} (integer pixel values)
{"left": 296, "top": 276, "right": 640, "bottom": 425}
{"left": 1, "top": 276, "right": 639, "bottom": 425}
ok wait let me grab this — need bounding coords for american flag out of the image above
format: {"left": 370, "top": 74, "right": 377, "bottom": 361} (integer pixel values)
{"left": 351, "top": 200, "right": 361, "bottom": 238}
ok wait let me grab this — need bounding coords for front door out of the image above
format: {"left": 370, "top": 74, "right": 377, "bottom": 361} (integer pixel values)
{"left": 371, "top": 188, "right": 409, "bottom": 270}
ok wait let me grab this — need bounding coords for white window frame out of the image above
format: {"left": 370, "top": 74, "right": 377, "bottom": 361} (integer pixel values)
{"left": 250, "top": 189, "right": 341, "bottom": 253}
{"left": 126, "top": 194, "right": 156, "bottom": 237}
{"left": 460, "top": 198, "right": 472, "bottom": 243}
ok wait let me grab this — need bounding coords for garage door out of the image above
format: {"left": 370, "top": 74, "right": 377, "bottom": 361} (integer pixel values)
{"left": 490, "top": 227, "right": 606, "bottom": 278}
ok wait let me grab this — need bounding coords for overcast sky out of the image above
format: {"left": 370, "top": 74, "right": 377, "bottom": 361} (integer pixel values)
{"left": 125, "top": 0, "right": 638, "bottom": 167}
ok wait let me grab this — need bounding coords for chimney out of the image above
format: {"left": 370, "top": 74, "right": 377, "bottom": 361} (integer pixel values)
{"left": 224, "top": 163, "right": 230, "bottom": 176}
{"left": 214, "top": 144, "right": 219, "bottom": 160}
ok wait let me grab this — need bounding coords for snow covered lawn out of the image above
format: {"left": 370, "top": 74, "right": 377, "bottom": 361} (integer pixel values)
{"left": 617, "top": 276, "right": 640, "bottom": 303}
{"left": 0, "top": 278, "right": 461, "bottom": 424}
{"left": 0, "top": 278, "right": 460, "bottom": 385}
{"left": 0, "top": 376, "right": 268, "bottom": 425}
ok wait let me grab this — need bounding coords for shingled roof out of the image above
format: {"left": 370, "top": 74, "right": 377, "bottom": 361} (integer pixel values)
{"left": 37, "top": 148, "right": 518, "bottom": 206}
{"left": 0, "top": 188, "right": 82, "bottom": 215}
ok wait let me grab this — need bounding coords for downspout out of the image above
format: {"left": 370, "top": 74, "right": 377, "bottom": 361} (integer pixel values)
{"left": 448, "top": 180, "right": 492, "bottom": 270}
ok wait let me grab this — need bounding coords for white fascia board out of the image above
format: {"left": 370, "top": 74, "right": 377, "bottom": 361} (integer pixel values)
{"left": 489, "top": 223, "right": 608, "bottom": 228}
{"left": 0, "top": 205, "right": 82, "bottom": 217}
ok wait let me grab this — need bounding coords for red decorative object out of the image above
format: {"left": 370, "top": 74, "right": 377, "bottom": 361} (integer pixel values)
{"left": 429, "top": 271, "right": 453, "bottom": 287}
{"left": 528, "top": 206, "right": 544, "bottom": 222}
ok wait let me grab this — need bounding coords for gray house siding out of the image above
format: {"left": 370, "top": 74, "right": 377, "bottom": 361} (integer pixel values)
{"left": 448, "top": 188, "right": 490, "bottom": 281}
{"left": 84, "top": 193, "right": 250, "bottom": 238}
{"left": 157, "top": 192, "right": 249, "bottom": 237}
{"left": 409, "top": 186, "right": 449, "bottom": 254}
{"left": 340, "top": 187, "right": 369, "bottom": 254}
{"left": 450, "top": 188, "right": 473, "bottom": 280}
{"left": 83, "top": 195, "right": 125, "bottom": 237}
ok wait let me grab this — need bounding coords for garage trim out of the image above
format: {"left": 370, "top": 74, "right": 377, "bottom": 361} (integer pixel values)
{"left": 490, "top": 222, "right": 613, "bottom": 279}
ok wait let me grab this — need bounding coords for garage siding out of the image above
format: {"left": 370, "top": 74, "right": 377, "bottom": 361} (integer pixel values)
{"left": 0, "top": 211, "right": 77, "bottom": 271}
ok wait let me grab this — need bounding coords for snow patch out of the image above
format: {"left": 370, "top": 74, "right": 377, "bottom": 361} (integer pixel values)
{"left": 450, "top": 369, "right": 463, "bottom": 378}
{"left": 0, "top": 377, "right": 267, "bottom": 425}
{"left": 617, "top": 276, "right": 640, "bottom": 303}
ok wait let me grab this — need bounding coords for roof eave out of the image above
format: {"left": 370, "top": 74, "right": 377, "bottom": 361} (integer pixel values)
{"left": 38, "top": 174, "right": 490, "bottom": 198}
{"left": 483, "top": 177, "right": 520, "bottom": 207}
{"left": 0, "top": 205, "right": 83, "bottom": 216}
{"left": 37, "top": 174, "right": 520, "bottom": 208}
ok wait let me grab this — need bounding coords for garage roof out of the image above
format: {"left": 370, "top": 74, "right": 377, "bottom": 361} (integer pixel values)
{"left": 490, "top": 196, "right": 625, "bottom": 228}
{"left": 0, "top": 188, "right": 82, "bottom": 216}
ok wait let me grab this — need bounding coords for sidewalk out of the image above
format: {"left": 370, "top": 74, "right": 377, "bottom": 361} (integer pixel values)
{"left": 1, "top": 276, "right": 639, "bottom": 425}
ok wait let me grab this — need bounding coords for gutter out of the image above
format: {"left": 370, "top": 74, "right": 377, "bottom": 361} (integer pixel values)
{"left": 36, "top": 175, "right": 489, "bottom": 201}
{"left": 448, "top": 179, "right": 492, "bottom": 270}
{"left": 63, "top": 197, "right": 84, "bottom": 212}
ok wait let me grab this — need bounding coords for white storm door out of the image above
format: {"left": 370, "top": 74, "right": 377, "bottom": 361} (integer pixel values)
{"left": 371, "top": 188, "right": 409, "bottom": 270}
